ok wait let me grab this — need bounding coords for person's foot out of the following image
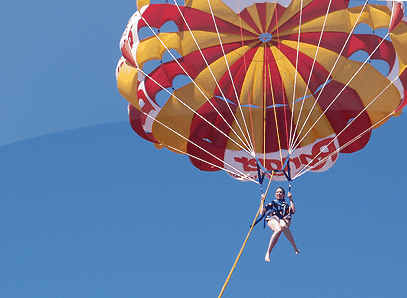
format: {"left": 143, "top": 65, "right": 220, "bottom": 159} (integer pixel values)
{"left": 295, "top": 249, "right": 300, "bottom": 255}
{"left": 265, "top": 253, "right": 270, "bottom": 262}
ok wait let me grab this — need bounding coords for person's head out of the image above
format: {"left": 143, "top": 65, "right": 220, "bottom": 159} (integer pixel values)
{"left": 275, "top": 187, "right": 285, "bottom": 200}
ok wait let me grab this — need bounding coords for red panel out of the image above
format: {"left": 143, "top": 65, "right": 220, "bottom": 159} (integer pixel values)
{"left": 238, "top": 9, "right": 261, "bottom": 34}
{"left": 214, "top": 46, "right": 260, "bottom": 103}
{"left": 256, "top": 3, "right": 268, "bottom": 32}
{"left": 276, "top": 0, "right": 350, "bottom": 35}
{"left": 389, "top": 2, "right": 405, "bottom": 32}
{"left": 182, "top": 41, "right": 255, "bottom": 79}
{"left": 144, "top": 40, "right": 252, "bottom": 103}
{"left": 264, "top": 45, "right": 289, "bottom": 107}
{"left": 264, "top": 106, "right": 292, "bottom": 152}
{"left": 281, "top": 32, "right": 396, "bottom": 71}
{"left": 187, "top": 97, "right": 236, "bottom": 171}
{"left": 277, "top": 43, "right": 330, "bottom": 94}
{"left": 315, "top": 81, "right": 371, "bottom": 153}
{"left": 140, "top": 4, "right": 256, "bottom": 37}
{"left": 129, "top": 104, "right": 159, "bottom": 143}
{"left": 277, "top": 42, "right": 371, "bottom": 153}
{"left": 267, "top": 4, "right": 287, "bottom": 35}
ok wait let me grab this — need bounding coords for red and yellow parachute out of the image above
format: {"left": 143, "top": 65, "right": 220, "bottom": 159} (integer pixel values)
{"left": 116, "top": 0, "right": 406, "bottom": 182}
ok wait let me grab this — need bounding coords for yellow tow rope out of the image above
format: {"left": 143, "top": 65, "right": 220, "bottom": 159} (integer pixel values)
{"left": 218, "top": 174, "right": 273, "bottom": 298}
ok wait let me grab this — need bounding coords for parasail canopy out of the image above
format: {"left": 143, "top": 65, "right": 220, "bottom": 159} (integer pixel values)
{"left": 116, "top": 0, "right": 406, "bottom": 182}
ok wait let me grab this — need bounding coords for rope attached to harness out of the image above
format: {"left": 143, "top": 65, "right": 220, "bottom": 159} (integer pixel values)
{"left": 218, "top": 158, "right": 292, "bottom": 297}
{"left": 218, "top": 173, "right": 272, "bottom": 298}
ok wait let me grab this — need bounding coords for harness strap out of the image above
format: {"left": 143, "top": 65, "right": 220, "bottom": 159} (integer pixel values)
{"left": 255, "top": 155, "right": 292, "bottom": 186}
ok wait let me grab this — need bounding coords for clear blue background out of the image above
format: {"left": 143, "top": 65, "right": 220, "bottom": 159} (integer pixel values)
{"left": 1, "top": 1, "right": 406, "bottom": 297}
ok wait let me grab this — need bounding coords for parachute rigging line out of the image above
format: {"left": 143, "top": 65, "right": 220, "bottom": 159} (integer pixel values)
{"left": 263, "top": 48, "right": 267, "bottom": 167}
{"left": 237, "top": 1, "right": 257, "bottom": 151}
{"left": 173, "top": 0, "right": 255, "bottom": 153}
{"left": 118, "top": 0, "right": 406, "bottom": 183}
{"left": 289, "top": 0, "right": 370, "bottom": 153}
{"left": 136, "top": 67, "right": 254, "bottom": 156}
{"left": 289, "top": 0, "right": 333, "bottom": 151}
{"left": 166, "top": 142, "right": 259, "bottom": 183}
{"left": 291, "top": 31, "right": 391, "bottom": 153}
{"left": 288, "top": 0, "right": 304, "bottom": 153}
{"left": 293, "top": 75, "right": 401, "bottom": 179}
{"left": 273, "top": 0, "right": 291, "bottom": 150}
{"left": 206, "top": 0, "right": 256, "bottom": 153}
{"left": 267, "top": 64, "right": 285, "bottom": 169}
{"left": 138, "top": 13, "right": 255, "bottom": 154}
{"left": 134, "top": 94, "right": 259, "bottom": 182}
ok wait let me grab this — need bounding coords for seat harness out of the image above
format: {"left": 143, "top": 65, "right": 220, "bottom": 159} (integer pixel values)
{"left": 250, "top": 156, "right": 292, "bottom": 228}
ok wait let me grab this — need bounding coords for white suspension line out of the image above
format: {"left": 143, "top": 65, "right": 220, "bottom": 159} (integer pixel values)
{"left": 136, "top": 100, "right": 258, "bottom": 183}
{"left": 173, "top": 0, "right": 256, "bottom": 153}
{"left": 289, "top": 0, "right": 369, "bottom": 153}
{"left": 289, "top": 0, "right": 332, "bottom": 151}
{"left": 292, "top": 75, "right": 400, "bottom": 179}
{"left": 165, "top": 143, "right": 259, "bottom": 183}
{"left": 137, "top": 67, "right": 254, "bottom": 155}
{"left": 291, "top": 31, "right": 389, "bottom": 153}
{"left": 288, "top": 0, "right": 304, "bottom": 152}
{"left": 235, "top": 0, "right": 262, "bottom": 155}
{"left": 206, "top": 0, "right": 256, "bottom": 153}
{"left": 293, "top": 110, "right": 394, "bottom": 180}
{"left": 267, "top": 64, "right": 285, "bottom": 167}
{"left": 139, "top": 14, "right": 254, "bottom": 154}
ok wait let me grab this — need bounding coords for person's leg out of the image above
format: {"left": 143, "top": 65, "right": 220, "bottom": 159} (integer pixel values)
{"left": 265, "top": 218, "right": 282, "bottom": 262}
{"left": 280, "top": 219, "right": 300, "bottom": 254}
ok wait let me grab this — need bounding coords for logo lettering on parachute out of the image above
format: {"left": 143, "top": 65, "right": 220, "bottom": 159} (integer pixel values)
{"left": 228, "top": 137, "right": 338, "bottom": 180}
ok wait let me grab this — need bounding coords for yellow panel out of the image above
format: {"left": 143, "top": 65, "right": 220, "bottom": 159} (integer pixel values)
{"left": 151, "top": 82, "right": 211, "bottom": 153}
{"left": 239, "top": 46, "right": 265, "bottom": 107}
{"left": 152, "top": 108, "right": 190, "bottom": 154}
{"left": 180, "top": 31, "right": 253, "bottom": 56}
{"left": 337, "top": 62, "right": 400, "bottom": 126}
{"left": 193, "top": 41, "right": 254, "bottom": 95}
{"left": 281, "top": 40, "right": 401, "bottom": 129}
{"left": 277, "top": 4, "right": 390, "bottom": 37}
{"left": 391, "top": 22, "right": 407, "bottom": 70}
{"left": 270, "top": 46, "right": 334, "bottom": 147}
{"left": 348, "top": 5, "right": 390, "bottom": 30}
{"left": 136, "top": 32, "right": 182, "bottom": 69}
{"left": 137, "top": 0, "right": 150, "bottom": 10}
{"left": 279, "top": 10, "right": 352, "bottom": 36}
{"left": 264, "top": 3, "right": 276, "bottom": 33}
{"left": 136, "top": 31, "right": 256, "bottom": 69}
{"left": 269, "top": 0, "right": 313, "bottom": 33}
{"left": 226, "top": 107, "right": 262, "bottom": 151}
{"left": 117, "top": 62, "right": 139, "bottom": 109}
{"left": 245, "top": 4, "right": 263, "bottom": 32}
{"left": 185, "top": 0, "right": 258, "bottom": 35}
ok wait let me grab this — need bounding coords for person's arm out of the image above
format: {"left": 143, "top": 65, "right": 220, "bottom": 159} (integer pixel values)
{"left": 260, "top": 193, "right": 267, "bottom": 215}
{"left": 288, "top": 192, "right": 295, "bottom": 214}
{"left": 260, "top": 203, "right": 268, "bottom": 215}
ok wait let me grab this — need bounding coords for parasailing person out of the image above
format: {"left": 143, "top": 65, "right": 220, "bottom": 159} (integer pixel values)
{"left": 260, "top": 187, "right": 300, "bottom": 262}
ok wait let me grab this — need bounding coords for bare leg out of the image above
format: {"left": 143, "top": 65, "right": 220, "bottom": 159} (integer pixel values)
{"left": 280, "top": 219, "right": 300, "bottom": 254}
{"left": 265, "top": 230, "right": 282, "bottom": 262}
{"left": 281, "top": 228, "right": 299, "bottom": 253}
{"left": 265, "top": 218, "right": 282, "bottom": 262}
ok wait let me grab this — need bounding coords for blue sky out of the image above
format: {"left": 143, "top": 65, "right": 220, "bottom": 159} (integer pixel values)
{"left": 1, "top": 1, "right": 406, "bottom": 297}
